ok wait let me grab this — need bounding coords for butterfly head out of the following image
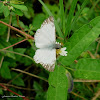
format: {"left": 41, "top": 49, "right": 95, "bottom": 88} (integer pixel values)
{"left": 55, "top": 42, "right": 68, "bottom": 56}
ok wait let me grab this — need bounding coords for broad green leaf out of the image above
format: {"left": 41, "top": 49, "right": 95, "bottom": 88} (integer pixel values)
{"left": 47, "top": 65, "right": 68, "bottom": 100}
{"left": 0, "top": 2, "right": 4, "bottom": 9}
{"left": 74, "top": 58, "right": 100, "bottom": 80}
{"left": 0, "top": 38, "right": 15, "bottom": 59}
{"left": 11, "top": 72, "right": 25, "bottom": 86}
{"left": 0, "top": 6, "right": 4, "bottom": 13}
{"left": 0, "top": 62, "right": 11, "bottom": 79}
{"left": 14, "top": 8, "right": 23, "bottom": 16}
{"left": 11, "top": 4, "right": 28, "bottom": 11}
{"left": 60, "top": 16, "right": 100, "bottom": 66}
{"left": 3, "top": 6, "right": 10, "bottom": 17}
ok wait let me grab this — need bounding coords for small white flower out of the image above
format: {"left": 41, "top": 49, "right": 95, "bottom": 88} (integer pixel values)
{"left": 56, "top": 47, "right": 68, "bottom": 56}
{"left": 59, "top": 47, "right": 68, "bottom": 56}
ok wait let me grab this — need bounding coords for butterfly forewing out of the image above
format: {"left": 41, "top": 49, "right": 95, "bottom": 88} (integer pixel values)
{"left": 34, "top": 16, "right": 55, "bottom": 49}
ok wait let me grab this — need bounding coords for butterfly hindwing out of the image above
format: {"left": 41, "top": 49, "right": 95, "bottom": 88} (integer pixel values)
{"left": 34, "top": 48, "right": 56, "bottom": 71}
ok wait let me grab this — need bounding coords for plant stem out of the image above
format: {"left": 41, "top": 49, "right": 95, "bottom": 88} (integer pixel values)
{"left": 0, "top": 20, "right": 34, "bottom": 39}
{"left": 11, "top": 68, "right": 48, "bottom": 82}
{"left": 6, "top": 14, "right": 12, "bottom": 42}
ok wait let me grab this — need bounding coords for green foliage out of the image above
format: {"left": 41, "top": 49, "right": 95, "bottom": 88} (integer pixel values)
{"left": 10, "top": 4, "right": 28, "bottom": 11}
{"left": 47, "top": 65, "right": 68, "bottom": 100}
{"left": 59, "top": 16, "right": 100, "bottom": 66}
{"left": 0, "top": 38, "right": 15, "bottom": 59}
{"left": 4, "top": 6, "right": 10, "bottom": 17}
{"left": 74, "top": 58, "right": 100, "bottom": 80}
{"left": 0, "top": 62, "right": 11, "bottom": 79}
{"left": 32, "top": 13, "right": 46, "bottom": 30}
{"left": 0, "top": 0, "right": 100, "bottom": 100}
{"left": 11, "top": 72, "right": 25, "bottom": 86}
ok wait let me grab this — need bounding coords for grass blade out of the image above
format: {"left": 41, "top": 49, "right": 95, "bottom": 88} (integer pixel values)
{"left": 65, "top": 0, "right": 78, "bottom": 37}
{"left": 59, "top": 0, "right": 65, "bottom": 34}
{"left": 71, "top": 0, "right": 89, "bottom": 32}
{"left": 39, "top": 0, "right": 64, "bottom": 38}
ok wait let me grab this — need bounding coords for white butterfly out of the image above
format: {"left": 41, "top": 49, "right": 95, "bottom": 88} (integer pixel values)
{"left": 34, "top": 16, "right": 67, "bottom": 71}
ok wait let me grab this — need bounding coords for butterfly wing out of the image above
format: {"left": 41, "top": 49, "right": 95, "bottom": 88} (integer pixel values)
{"left": 34, "top": 48, "right": 56, "bottom": 71}
{"left": 34, "top": 16, "right": 55, "bottom": 48}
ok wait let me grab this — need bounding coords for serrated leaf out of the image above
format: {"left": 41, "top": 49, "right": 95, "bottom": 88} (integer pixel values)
{"left": 11, "top": 72, "right": 25, "bottom": 86}
{"left": 74, "top": 58, "right": 100, "bottom": 80}
{"left": 11, "top": 4, "right": 28, "bottom": 11}
{"left": 60, "top": 16, "right": 100, "bottom": 66}
{"left": 47, "top": 65, "right": 68, "bottom": 100}
{"left": 3, "top": 6, "right": 10, "bottom": 17}
{"left": 0, "top": 62, "right": 11, "bottom": 79}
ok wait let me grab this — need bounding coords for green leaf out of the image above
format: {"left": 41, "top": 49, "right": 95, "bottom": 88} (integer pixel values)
{"left": 0, "top": 89, "right": 3, "bottom": 95}
{"left": 14, "top": 8, "right": 23, "bottom": 16}
{"left": 65, "top": 0, "right": 78, "bottom": 37}
{"left": 74, "top": 58, "right": 100, "bottom": 80}
{"left": 3, "top": 6, "right": 10, "bottom": 17}
{"left": 32, "top": 13, "right": 46, "bottom": 30}
{"left": 0, "top": 18, "right": 9, "bottom": 35}
{"left": 14, "top": 48, "right": 26, "bottom": 61}
{"left": 0, "top": 38, "right": 15, "bottom": 59}
{"left": 60, "top": 16, "right": 100, "bottom": 66}
{"left": 0, "top": 62, "right": 11, "bottom": 79}
{"left": 47, "top": 65, "right": 68, "bottom": 100}
{"left": 11, "top": 4, "right": 28, "bottom": 11}
{"left": 0, "top": 2, "right": 4, "bottom": 9}
{"left": 11, "top": 72, "right": 25, "bottom": 86}
{"left": 33, "top": 81, "right": 43, "bottom": 94}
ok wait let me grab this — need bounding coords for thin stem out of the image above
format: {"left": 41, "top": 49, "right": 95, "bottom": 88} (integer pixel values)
{"left": 0, "top": 20, "right": 34, "bottom": 39}
{"left": 11, "top": 68, "right": 48, "bottom": 82}
{"left": 0, "top": 49, "right": 34, "bottom": 62}
{"left": 87, "top": 51, "right": 96, "bottom": 59}
{"left": 92, "top": 89, "right": 100, "bottom": 100}
{"left": 0, "top": 83, "right": 35, "bottom": 91}
{"left": 95, "top": 41, "right": 100, "bottom": 55}
{"left": 0, "top": 56, "right": 4, "bottom": 68}
{"left": 8, "top": 66, "right": 32, "bottom": 84}
{"left": 16, "top": 15, "right": 25, "bottom": 32}
{"left": 6, "top": 14, "right": 12, "bottom": 42}
{"left": 3, "top": 38, "right": 28, "bottom": 50}
{"left": 74, "top": 79, "right": 100, "bottom": 82}
{"left": 71, "top": 91, "right": 86, "bottom": 100}
{"left": 0, "top": 83, "right": 29, "bottom": 100}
